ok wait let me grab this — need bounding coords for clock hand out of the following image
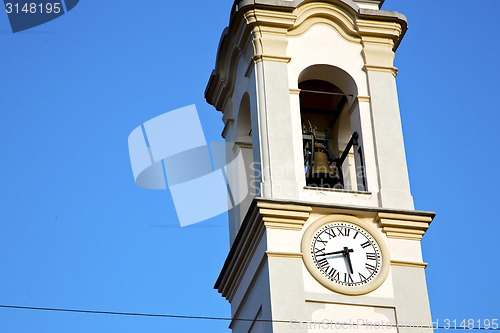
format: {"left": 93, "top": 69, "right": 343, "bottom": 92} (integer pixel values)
{"left": 316, "top": 248, "right": 354, "bottom": 257}
{"left": 315, "top": 249, "right": 346, "bottom": 257}
{"left": 343, "top": 247, "right": 354, "bottom": 274}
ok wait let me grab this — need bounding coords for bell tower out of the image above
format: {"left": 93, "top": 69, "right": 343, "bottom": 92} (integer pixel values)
{"left": 206, "top": 0, "right": 435, "bottom": 332}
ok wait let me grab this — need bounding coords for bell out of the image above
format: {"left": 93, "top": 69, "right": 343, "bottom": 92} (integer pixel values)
{"left": 311, "top": 144, "right": 331, "bottom": 176}
{"left": 308, "top": 143, "right": 341, "bottom": 188}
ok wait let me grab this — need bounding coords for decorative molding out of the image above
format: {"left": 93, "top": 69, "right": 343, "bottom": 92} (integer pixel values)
{"left": 289, "top": 3, "right": 360, "bottom": 43}
{"left": 378, "top": 213, "right": 432, "bottom": 222}
{"left": 258, "top": 201, "right": 312, "bottom": 231}
{"left": 243, "top": 8, "right": 296, "bottom": 28}
{"left": 377, "top": 212, "right": 433, "bottom": 241}
{"left": 266, "top": 251, "right": 303, "bottom": 259}
{"left": 288, "top": 18, "right": 360, "bottom": 44}
{"left": 252, "top": 54, "right": 291, "bottom": 64}
{"left": 357, "top": 19, "right": 403, "bottom": 44}
{"left": 264, "top": 218, "right": 308, "bottom": 231}
{"left": 391, "top": 260, "right": 428, "bottom": 269}
{"left": 363, "top": 65, "right": 399, "bottom": 77}
{"left": 382, "top": 227, "right": 425, "bottom": 240}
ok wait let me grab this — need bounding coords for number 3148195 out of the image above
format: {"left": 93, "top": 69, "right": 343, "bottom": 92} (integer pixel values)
{"left": 5, "top": 2, "right": 62, "bottom": 14}
{"left": 443, "top": 319, "right": 498, "bottom": 330}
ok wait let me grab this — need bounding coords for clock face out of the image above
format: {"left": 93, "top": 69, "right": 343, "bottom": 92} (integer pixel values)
{"left": 310, "top": 222, "right": 382, "bottom": 287}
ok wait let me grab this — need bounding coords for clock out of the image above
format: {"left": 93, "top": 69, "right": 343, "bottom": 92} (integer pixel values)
{"left": 301, "top": 215, "right": 390, "bottom": 295}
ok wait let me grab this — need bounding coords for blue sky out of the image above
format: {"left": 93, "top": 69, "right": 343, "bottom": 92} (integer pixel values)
{"left": 0, "top": 0, "right": 498, "bottom": 332}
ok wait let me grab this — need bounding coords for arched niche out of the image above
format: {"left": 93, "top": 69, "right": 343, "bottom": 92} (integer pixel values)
{"left": 228, "top": 93, "right": 256, "bottom": 241}
{"left": 236, "top": 93, "right": 252, "bottom": 145}
{"left": 298, "top": 64, "right": 366, "bottom": 191}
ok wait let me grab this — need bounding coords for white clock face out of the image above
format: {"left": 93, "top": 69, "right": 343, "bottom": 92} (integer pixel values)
{"left": 310, "top": 222, "right": 382, "bottom": 287}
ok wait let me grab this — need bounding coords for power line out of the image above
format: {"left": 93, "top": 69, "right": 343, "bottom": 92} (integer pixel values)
{"left": 0, "top": 305, "right": 231, "bottom": 321}
{"left": 0, "top": 304, "right": 498, "bottom": 330}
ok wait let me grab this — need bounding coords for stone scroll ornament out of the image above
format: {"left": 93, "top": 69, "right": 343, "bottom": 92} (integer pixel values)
{"left": 4, "top": 0, "right": 79, "bottom": 33}
{"left": 128, "top": 105, "right": 248, "bottom": 227}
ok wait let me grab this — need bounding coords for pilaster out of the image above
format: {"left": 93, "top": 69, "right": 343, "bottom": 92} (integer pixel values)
{"left": 377, "top": 212, "right": 434, "bottom": 332}
{"left": 246, "top": 10, "right": 302, "bottom": 200}
{"left": 360, "top": 20, "right": 413, "bottom": 210}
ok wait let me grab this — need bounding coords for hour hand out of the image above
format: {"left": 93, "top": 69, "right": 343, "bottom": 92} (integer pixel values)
{"left": 343, "top": 247, "right": 354, "bottom": 274}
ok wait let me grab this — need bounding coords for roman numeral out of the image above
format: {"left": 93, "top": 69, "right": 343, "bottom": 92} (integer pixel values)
{"left": 365, "top": 263, "right": 376, "bottom": 273}
{"left": 361, "top": 241, "right": 371, "bottom": 249}
{"left": 325, "top": 267, "right": 336, "bottom": 278}
{"left": 337, "top": 227, "right": 350, "bottom": 237}
{"left": 331, "top": 270, "right": 340, "bottom": 281}
{"left": 325, "top": 229, "right": 336, "bottom": 239}
{"left": 359, "top": 272, "right": 367, "bottom": 282}
{"left": 317, "top": 258, "right": 329, "bottom": 269}
{"left": 316, "top": 238, "right": 328, "bottom": 245}
{"left": 314, "top": 248, "right": 326, "bottom": 255}
{"left": 353, "top": 232, "right": 359, "bottom": 239}
{"left": 366, "top": 253, "right": 377, "bottom": 260}
{"left": 344, "top": 273, "right": 354, "bottom": 284}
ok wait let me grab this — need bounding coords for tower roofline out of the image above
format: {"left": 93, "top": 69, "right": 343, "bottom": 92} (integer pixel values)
{"left": 205, "top": 0, "right": 407, "bottom": 109}
{"left": 228, "top": 0, "right": 403, "bottom": 26}
{"left": 230, "top": 0, "right": 385, "bottom": 12}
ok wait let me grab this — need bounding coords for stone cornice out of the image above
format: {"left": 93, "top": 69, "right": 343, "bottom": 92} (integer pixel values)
{"left": 257, "top": 198, "right": 435, "bottom": 219}
{"left": 377, "top": 212, "right": 433, "bottom": 241}
{"left": 357, "top": 18, "right": 404, "bottom": 40}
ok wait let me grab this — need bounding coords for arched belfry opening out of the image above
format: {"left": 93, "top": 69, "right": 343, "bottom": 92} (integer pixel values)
{"left": 299, "top": 65, "right": 366, "bottom": 191}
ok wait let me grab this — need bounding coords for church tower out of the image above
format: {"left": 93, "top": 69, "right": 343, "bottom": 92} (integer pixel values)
{"left": 205, "top": 0, "right": 435, "bottom": 332}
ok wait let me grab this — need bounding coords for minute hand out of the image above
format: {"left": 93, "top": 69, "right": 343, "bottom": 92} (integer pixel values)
{"left": 316, "top": 249, "right": 353, "bottom": 257}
